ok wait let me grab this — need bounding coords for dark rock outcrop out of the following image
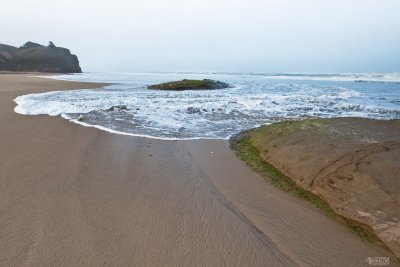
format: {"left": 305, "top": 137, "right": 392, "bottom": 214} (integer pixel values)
{"left": 147, "top": 79, "right": 230, "bottom": 91}
{"left": 105, "top": 105, "right": 129, "bottom": 112}
{"left": 186, "top": 107, "right": 202, "bottom": 114}
{"left": 0, "top": 42, "right": 82, "bottom": 73}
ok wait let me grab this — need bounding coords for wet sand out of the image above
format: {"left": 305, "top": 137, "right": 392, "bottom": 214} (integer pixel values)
{"left": 0, "top": 74, "right": 396, "bottom": 266}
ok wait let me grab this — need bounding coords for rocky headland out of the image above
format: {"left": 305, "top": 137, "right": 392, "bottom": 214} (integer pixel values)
{"left": 0, "top": 41, "right": 82, "bottom": 73}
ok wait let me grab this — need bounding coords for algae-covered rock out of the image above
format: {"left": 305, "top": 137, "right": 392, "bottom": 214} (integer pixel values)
{"left": 230, "top": 118, "right": 400, "bottom": 258}
{"left": 147, "top": 79, "right": 230, "bottom": 91}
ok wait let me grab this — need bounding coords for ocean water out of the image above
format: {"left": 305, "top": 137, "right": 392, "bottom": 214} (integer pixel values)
{"left": 14, "top": 72, "right": 400, "bottom": 140}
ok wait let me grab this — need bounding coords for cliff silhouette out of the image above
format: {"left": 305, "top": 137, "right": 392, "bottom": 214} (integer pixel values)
{"left": 0, "top": 41, "right": 82, "bottom": 73}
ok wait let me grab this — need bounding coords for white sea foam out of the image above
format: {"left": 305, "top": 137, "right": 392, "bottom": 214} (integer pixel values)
{"left": 259, "top": 73, "right": 400, "bottom": 83}
{"left": 14, "top": 72, "right": 400, "bottom": 139}
{"left": 63, "top": 115, "right": 225, "bottom": 141}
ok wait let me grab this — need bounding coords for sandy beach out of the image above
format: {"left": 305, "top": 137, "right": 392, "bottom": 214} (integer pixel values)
{"left": 0, "top": 74, "right": 397, "bottom": 266}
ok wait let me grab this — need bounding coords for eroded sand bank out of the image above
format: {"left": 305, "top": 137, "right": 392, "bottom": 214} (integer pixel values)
{"left": 232, "top": 118, "right": 400, "bottom": 259}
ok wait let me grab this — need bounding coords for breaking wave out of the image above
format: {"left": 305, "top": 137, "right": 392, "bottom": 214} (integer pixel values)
{"left": 15, "top": 72, "right": 400, "bottom": 139}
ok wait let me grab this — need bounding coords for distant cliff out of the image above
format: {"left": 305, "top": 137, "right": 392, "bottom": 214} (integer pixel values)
{"left": 0, "top": 41, "right": 82, "bottom": 73}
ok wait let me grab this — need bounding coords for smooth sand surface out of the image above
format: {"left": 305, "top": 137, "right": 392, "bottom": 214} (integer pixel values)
{"left": 0, "top": 74, "right": 396, "bottom": 266}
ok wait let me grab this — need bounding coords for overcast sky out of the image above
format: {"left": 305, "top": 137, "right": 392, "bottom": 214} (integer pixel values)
{"left": 2, "top": 0, "right": 400, "bottom": 73}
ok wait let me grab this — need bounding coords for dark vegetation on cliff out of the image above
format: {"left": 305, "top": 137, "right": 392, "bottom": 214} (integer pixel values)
{"left": 0, "top": 41, "right": 82, "bottom": 73}
{"left": 147, "top": 79, "right": 230, "bottom": 91}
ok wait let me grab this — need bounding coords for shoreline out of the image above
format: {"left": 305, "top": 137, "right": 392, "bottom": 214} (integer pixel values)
{"left": 0, "top": 74, "right": 397, "bottom": 266}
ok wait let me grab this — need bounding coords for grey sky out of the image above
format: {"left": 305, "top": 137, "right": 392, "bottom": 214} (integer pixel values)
{"left": 2, "top": 0, "right": 400, "bottom": 72}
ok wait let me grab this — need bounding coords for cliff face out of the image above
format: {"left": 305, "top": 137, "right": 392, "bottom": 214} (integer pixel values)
{"left": 0, "top": 42, "right": 82, "bottom": 73}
